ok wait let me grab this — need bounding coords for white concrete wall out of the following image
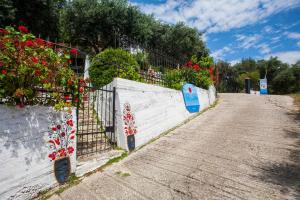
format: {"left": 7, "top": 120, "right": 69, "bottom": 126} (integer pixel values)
{"left": 112, "top": 78, "right": 216, "bottom": 151}
{"left": 0, "top": 106, "right": 76, "bottom": 200}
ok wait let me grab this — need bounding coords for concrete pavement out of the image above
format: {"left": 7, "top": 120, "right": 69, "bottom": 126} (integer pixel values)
{"left": 50, "top": 94, "right": 300, "bottom": 200}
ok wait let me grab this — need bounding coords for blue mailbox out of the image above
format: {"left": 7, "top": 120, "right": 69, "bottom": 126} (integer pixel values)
{"left": 182, "top": 83, "right": 200, "bottom": 113}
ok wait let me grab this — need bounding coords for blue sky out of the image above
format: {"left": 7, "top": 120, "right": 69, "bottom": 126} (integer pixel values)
{"left": 131, "top": 0, "right": 300, "bottom": 64}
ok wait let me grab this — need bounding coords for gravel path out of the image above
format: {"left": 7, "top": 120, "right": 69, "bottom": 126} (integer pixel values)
{"left": 50, "top": 94, "right": 300, "bottom": 200}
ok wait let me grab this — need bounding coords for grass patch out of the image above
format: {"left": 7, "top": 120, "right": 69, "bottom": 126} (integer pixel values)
{"left": 115, "top": 171, "right": 131, "bottom": 177}
{"left": 290, "top": 93, "right": 300, "bottom": 109}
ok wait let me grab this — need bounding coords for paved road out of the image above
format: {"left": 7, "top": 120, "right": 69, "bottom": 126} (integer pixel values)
{"left": 51, "top": 94, "right": 300, "bottom": 200}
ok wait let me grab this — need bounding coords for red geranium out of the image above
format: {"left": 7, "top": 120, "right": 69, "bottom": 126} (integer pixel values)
{"left": 186, "top": 60, "right": 193, "bottom": 67}
{"left": 31, "top": 56, "right": 39, "bottom": 63}
{"left": 70, "top": 48, "right": 78, "bottom": 55}
{"left": 193, "top": 64, "right": 200, "bottom": 71}
{"left": 34, "top": 69, "right": 41, "bottom": 76}
{"left": 79, "top": 87, "right": 84, "bottom": 93}
{"left": 18, "top": 25, "right": 28, "bottom": 33}
{"left": 35, "top": 38, "right": 45, "bottom": 46}
{"left": 41, "top": 60, "right": 47, "bottom": 66}
{"left": 0, "top": 28, "right": 8, "bottom": 34}
{"left": 25, "top": 40, "right": 35, "bottom": 47}
{"left": 2, "top": 69, "right": 7, "bottom": 75}
{"left": 67, "top": 80, "right": 74, "bottom": 86}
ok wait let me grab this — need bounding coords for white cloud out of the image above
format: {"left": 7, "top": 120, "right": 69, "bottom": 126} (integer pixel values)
{"left": 133, "top": 0, "right": 300, "bottom": 33}
{"left": 235, "top": 34, "right": 261, "bottom": 49}
{"left": 257, "top": 43, "right": 271, "bottom": 54}
{"left": 286, "top": 32, "right": 300, "bottom": 39}
{"left": 263, "top": 25, "right": 273, "bottom": 33}
{"left": 265, "top": 51, "right": 300, "bottom": 64}
{"left": 211, "top": 46, "right": 232, "bottom": 60}
{"left": 229, "top": 59, "right": 240, "bottom": 65}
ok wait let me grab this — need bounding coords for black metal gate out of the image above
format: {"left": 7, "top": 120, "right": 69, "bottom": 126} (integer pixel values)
{"left": 76, "top": 83, "right": 116, "bottom": 157}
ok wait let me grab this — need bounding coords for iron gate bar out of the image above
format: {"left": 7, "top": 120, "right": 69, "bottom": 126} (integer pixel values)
{"left": 76, "top": 83, "right": 116, "bottom": 157}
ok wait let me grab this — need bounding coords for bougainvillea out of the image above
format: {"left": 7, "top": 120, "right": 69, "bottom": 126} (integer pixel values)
{"left": 0, "top": 26, "right": 79, "bottom": 107}
{"left": 48, "top": 112, "right": 76, "bottom": 161}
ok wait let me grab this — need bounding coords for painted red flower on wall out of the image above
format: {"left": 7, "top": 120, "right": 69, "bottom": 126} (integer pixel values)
{"left": 47, "top": 112, "right": 76, "bottom": 161}
{"left": 123, "top": 103, "right": 137, "bottom": 136}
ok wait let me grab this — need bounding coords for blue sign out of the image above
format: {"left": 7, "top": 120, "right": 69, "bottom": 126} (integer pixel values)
{"left": 182, "top": 83, "right": 200, "bottom": 113}
{"left": 260, "top": 79, "right": 268, "bottom": 95}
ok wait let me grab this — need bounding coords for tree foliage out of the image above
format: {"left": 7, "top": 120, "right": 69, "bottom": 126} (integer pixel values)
{"left": 217, "top": 57, "right": 300, "bottom": 94}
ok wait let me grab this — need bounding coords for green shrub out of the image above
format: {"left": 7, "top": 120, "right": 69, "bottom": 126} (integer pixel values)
{"left": 165, "top": 69, "right": 183, "bottom": 90}
{"left": 194, "top": 70, "right": 213, "bottom": 90}
{"left": 89, "top": 48, "right": 141, "bottom": 87}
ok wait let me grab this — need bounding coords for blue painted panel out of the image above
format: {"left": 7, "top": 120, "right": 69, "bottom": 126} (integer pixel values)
{"left": 182, "top": 83, "right": 200, "bottom": 113}
{"left": 260, "top": 79, "right": 268, "bottom": 95}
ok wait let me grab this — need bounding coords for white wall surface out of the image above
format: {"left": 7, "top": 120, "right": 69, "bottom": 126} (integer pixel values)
{"left": 112, "top": 78, "right": 216, "bottom": 151}
{"left": 0, "top": 106, "right": 76, "bottom": 200}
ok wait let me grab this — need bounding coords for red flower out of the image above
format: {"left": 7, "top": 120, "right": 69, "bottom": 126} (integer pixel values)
{"left": 48, "top": 152, "right": 57, "bottom": 160}
{"left": 79, "top": 87, "right": 84, "bottom": 93}
{"left": 67, "top": 80, "right": 74, "bottom": 86}
{"left": 52, "top": 127, "right": 57, "bottom": 131}
{"left": 2, "top": 69, "right": 7, "bottom": 75}
{"left": 61, "top": 132, "right": 65, "bottom": 137}
{"left": 68, "top": 59, "right": 72, "bottom": 64}
{"left": 54, "top": 138, "right": 60, "bottom": 145}
{"left": 0, "top": 61, "right": 3, "bottom": 67}
{"left": 64, "top": 95, "right": 71, "bottom": 100}
{"left": 71, "top": 130, "right": 76, "bottom": 134}
{"left": 18, "top": 25, "right": 28, "bottom": 33}
{"left": 42, "top": 79, "right": 49, "bottom": 84}
{"left": 66, "top": 119, "right": 73, "bottom": 127}
{"left": 193, "top": 64, "right": 200, "bottom": 71}
{"left": 31, "top": 56, "right": 39, "bottom": 63}
{"left": 0, "top": 28, "right": 8, "bottom": 34}
{"left": 70, "top": 48, "right": 78, "bottom": 55}
{"left": 41, "top": 60, "right": 47, "bottom": 66}
{"left": 67, "top": 146, "right": 74, "bottom": 154}
{"left": 35, "top": 69, "right": 42, "bottom": 76}
{"left": 186, "top": 60, "right": 193, "bottom": 67}
{"left": 47, "top": 41, "right": 53, "bottom": 48}
{"left": 35, "top": 38, "right": 45, "bottom": 46}
{"left": 69, "top": 135, "right": 75, "bottom": 140}
{"left": 57, "top": 125, "right": 61, "bottom": 129}
{"left": 25, "top": 40, "right": 35, "bottom": 47}
{"left": 58, "top": 148, "right": 66, "bottom": 157}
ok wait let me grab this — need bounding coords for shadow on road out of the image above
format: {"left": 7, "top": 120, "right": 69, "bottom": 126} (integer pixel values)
{"left": 258, "top": 110, "right": 300, "bottom": 199}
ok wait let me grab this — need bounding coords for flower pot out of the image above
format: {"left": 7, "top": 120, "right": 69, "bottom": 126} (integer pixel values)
{"left": 54, "top": 156, "right": 70, "bottom": 184}
{"left": 127, "top": 134, "right": 135, "bottom": 151}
